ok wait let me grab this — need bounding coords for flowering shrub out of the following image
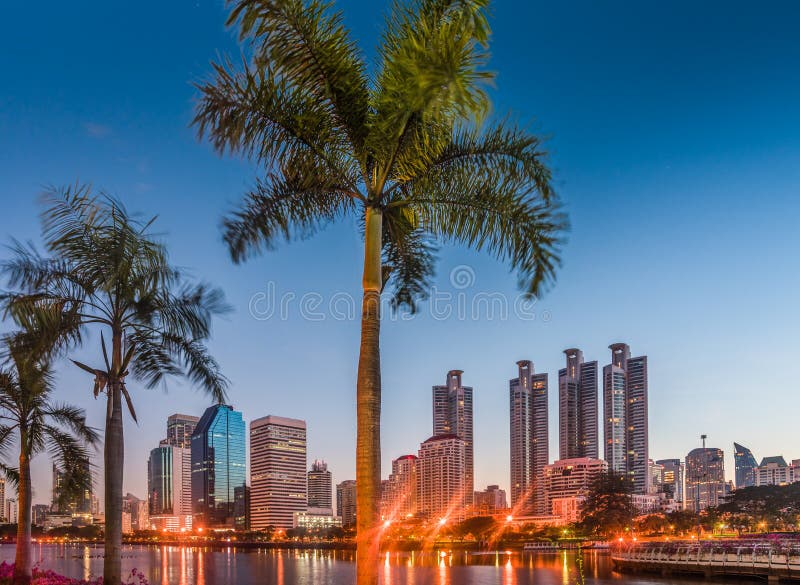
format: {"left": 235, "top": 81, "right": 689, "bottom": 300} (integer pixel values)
{"left": 0, "top": 563, "right": 149, "bottom": 585}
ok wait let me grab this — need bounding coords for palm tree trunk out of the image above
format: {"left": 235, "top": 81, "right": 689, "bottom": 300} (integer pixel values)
{"left": 13, "top": 429, "right": 32, "bottom": 585}
{"left": 104, "top": 330, "right": 124, "bottom": 585}
{"left": 356, "top": 207, "right": 382, "bottom": 585}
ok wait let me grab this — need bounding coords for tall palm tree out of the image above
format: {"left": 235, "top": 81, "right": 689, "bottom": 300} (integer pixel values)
{"left": 2, "top": 186, "right": 229, "bottom": 585}
{"left": 0, "top": 333, "right": 98, "bottom": 585}
{"left": 194, "top": 1, "right": 566, "bottom": 582}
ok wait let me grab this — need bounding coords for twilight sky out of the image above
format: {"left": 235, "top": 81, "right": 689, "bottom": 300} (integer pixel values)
{"left": 1, "top": 0, "right": 799, "bottom": 505}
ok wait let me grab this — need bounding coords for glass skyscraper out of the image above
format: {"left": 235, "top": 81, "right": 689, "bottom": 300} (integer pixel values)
{"left": 432, "top": 370, "right": 474, "bottom": 507}
{"left": 191, "top": 404, "right": 247, "bottom": 529}
{"left": 734, "top": 442, "right": 758, "bottom": 488}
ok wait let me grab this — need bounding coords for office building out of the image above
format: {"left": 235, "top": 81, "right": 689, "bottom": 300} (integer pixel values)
{"left": 432, "top": 370, "right": 474, "bottom": 506}
{"left": 734, "top": 443, "right": 758, "bottom": 488}
{"left": 648, "top": 459, "right": 664, "bottom": 495}
{"left": 685, "top": 446, "right": 726, "bottom": 512}
{"left": 474, "top": 485, "right": 508, "bottom": 515}
{"left": 32, "top": 504, "right": 49, "bottom": 526}
{"left": 148, "top": 445, "right": 191, "bottom": 516}
{"left": 166, "top": 414, "right": 200, "bottom": 449}
{"left": 381, "top": 455, "right": 418, "bottom": 520}
{"left": 250, "top": 415, "right": 307, "bottom": 530}
{"left": 51, "top": 461, "right": 92, "bottom": 514}
{"left": 336, "top": 480, "right": 357, "bottom": 528}
{"left": 123, "top": 493, "right": 149, "bottom": 532}
{"left": 5, "top": 499, "right": 17, "bottom": 524}
{"left": 509, "top": 360, "right": 549, "bottom": 515}
{"left": 0, "top": 479, "right": 4, "bottom": 520}
{"left": 543, "top": 457, "right": 608, "bottom": 516}
{"left": 191, "top": 404, "right": 247, "bottom": 529}
{"left": 754, "top": 456, "right": 791, "bottom": 486}
{"left": 657, "top": 458, "right": 685, "bottom": 503}
{"left": 559, "top": 349, "right": 598, "bottom": 462}
{"left": 307, "top": 460, "right": 332, "bottom": 512}
{"left": 417, "top": 434, "right": 467, "bottom": 522}
{"left": 603, "top": 343, "right": 649, "bottom": 494}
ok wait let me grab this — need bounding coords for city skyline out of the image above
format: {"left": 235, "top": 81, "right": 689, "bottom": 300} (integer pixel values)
{"left": 2, "top": 0, "right": 799, "bottom": 508}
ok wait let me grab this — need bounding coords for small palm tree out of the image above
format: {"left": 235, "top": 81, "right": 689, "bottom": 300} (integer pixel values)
{"left": 194, "top": 1, "right": 566, "bottom": 582}
{"left": 2, "top": 186, "right": 229, "bottom": 585}
{"left": 0, "top": 333, "right": 98, "bottom": 585}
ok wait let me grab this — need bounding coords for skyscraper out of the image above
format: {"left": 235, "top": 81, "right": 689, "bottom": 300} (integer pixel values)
{"left": 250, "top": 415, "right": 307, "bottom": 530}
{"left": 432, "top": 370, "right": 474, "bottom": 506}
{"left": 558, "top": 349, "right": 598, "bottom": 460}
{"left": 336, "top": 480, "right": 357, "bottom": 528}
{"left": 166, "top": 414, "right": 200, "bottom": 449}
{"left": 685, "top": 446, "right": 726, "bottom": 512}
{"left": 51, "top": 461, "right": 92, "bottom": 514}
{"left": 656, "top": 458, "right": 684, "bottom": 503}
{"left": 509, "top": 360, "right": 549, "bottom": 515}
{"left": 191, "top": 404, "right": 247, "bottom": 529}
{"left": 734, "top": 442, "right": 758, "bottom": 488}
{"left": 417, "top": 434, "right": 467, "bottom": 522}
{"left": 381, "top": 455, "right": 418, "bottom": 520}
{"left": 307, "top": 460, "right": 332, "bottom": 511}
{"left": 603, "top": 343, "right": 649, "bottom": 494}
{"left": 148, "top": 445, "right": 191, "bottom": 517}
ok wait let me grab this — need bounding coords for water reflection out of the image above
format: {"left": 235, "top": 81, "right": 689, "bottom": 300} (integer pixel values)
{"left": 0, "top": 544, "right": 765, "bottom": 585}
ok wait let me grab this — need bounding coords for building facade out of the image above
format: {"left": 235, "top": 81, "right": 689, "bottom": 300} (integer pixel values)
{"left": 381, "top": 455, "right": 418, "bottom": 520}
{"left": 191, "top": 404, "right": 247, "bottom": 529}
{"left": 417, "top": 435, "right": 467, "bottom": 522}
{"left": 603, "top": 343, "right": 649, "bottom": 494}
{"left": 733, "top": 442, "right": 758, "bottom": 488}
{"left": 432, "top": 370, "right": 474, "bottom": 507}
{"left": 51, "top": 461, "right": 92, "bottom": 514}
{"left": 474, "top": 485, "right": 508, "bottom": 515}
{"left": 754, "top": 456, "right": 791, "bottom": 486}
{"left": 336, "top": 480, "right": 357, "bottom": 528}
{"left": 656, "top": 458, "right": 685, "bottom": 504}
{"left": 509, "top": 360, "right": 549, "bottom": 515}
{"left": 250, "top": 415, "right": 307, "bottom": 530}
{"left": 685, "top": 447, "right": 726, "bottom": 512}
{"left": 166, "top": 414, "right": 200, "bottom": 449}
{"left": 558, "top": 349, "right": 599, "bottom": 462}
{"left": 307, "top": 460, "right": 332, "bottom": 512}
{"left": 543, "top": 457, "right": 608, "bottom": 516}
{"left": 148, "top": 445, "right": 191, "bottom": 517}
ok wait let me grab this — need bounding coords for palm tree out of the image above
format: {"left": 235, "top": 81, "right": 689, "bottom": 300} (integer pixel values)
{"left": 0, "top": 333, "right": 98, "bottom": 585}
{"left": 194, "top": 1, "right": 566, "bottom": 582}
{"left": 2, "top": 186, "right": 229, "bottom": 585}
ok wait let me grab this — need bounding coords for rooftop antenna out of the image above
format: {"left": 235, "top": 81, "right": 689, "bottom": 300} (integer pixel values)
{"left": 701, "top": 434, "right": 707, "bottom": 449}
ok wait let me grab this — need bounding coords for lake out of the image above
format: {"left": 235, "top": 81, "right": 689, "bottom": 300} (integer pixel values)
{"left": 0, "top": 544, "right": 759, "bottom": 584}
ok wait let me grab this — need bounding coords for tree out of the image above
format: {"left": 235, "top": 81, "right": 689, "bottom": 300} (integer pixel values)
{"left": 194, "top": 1, "right": 565, "bottom": 582}
{"left": 2, "top": 186, "right": 229, "bottom": 584}
{"left": 0, "top": 333, "right": 98, "bottom": 584}
{"left": 579, "top": 472, "right": 636, "bottom": 538}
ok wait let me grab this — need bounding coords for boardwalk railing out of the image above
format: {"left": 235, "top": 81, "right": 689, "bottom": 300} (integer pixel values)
{"left": 612, "top": 541, "right": 800, "bottom": 582}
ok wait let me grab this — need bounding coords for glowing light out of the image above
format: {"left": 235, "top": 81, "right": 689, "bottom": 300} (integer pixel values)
{"left": 439, "top": 551, "right": 447, "bottom": 558}
{"left": 505, "top": 515, "right": 513, "bottom": 523}
{"left": 383, "top": 520, "right": 392, "bottom": 529}
{"left": 438, "top": 518, "right": 447, "bottom": 526}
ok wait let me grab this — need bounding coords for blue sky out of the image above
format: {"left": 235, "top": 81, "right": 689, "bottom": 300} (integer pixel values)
{"left": 1, "top": 0, "right": 799, "bottom": 504}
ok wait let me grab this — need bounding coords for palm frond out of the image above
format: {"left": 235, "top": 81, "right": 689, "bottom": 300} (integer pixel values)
{"left": 228, "top": 0, "right": 370, "bottom": 155}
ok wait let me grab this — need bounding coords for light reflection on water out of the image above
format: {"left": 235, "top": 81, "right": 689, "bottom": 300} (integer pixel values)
{"left": 0, "top": 544, "right": 761, "bottom": 585}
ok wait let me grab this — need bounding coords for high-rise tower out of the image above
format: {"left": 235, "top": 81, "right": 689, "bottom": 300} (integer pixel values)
{"left": 190, "top": 404, "right": 247, "bottom": 529}
{"left": 166, "top": 414, "right": 200, "bottom": 449}
{"left": 307, "top": 460, "right": 332, "bottom": 511}
{"left": 250, "top": 415, "right": 307, "bottom": 530}
{"left": 432, "top": 370, "right": 473, "bottom": 506}
{"left": 603, "top": 343, "right": 649, "bottom": 494}
{"left": 509, "top": 360, "right": 549, "bottom": 515}
{"left": 733, "top": 442, "right": 758, "bottom": 488}
{"left": 558, "top": 349, "right": 598, "bottom": 460}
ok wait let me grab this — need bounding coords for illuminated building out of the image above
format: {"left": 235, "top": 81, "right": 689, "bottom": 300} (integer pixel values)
{"left": 685, "top": 446, "right": 725, "bottom": 511}
{"left": 734, "top": 442, "right": 758, "bottom": 488}
{"left": 543, "top": 457, "right": 608, "bottom": 516}
{"left": 656, "top": 458, "right": 684, "bottom": 504}
{"left": 336, "top": 480, "right": 357, "bottom": 528}
{"left": 417, "top": 434, "right": 467, "bottom": 522}
{"left": 307, "top": 460, "right": 332, "bottom": 512}
{"left": 603, "top": 343, "right": 649, "bottom": 494}
{"left": 474, "top": 484, "right": 508, "bottom": 514}
{"left": 381, "top": 455, "right": 418, "bottom": 520}
{"left": 166, "top": 413, "right": 199, "bottom": 449}
{"left": 191, "top": 404, "right": 247, "bottom": 529}
{"left": 754, "top": 456, "right": 791, "bottom": 486}
{"left": 559, "top": 349, "right": 598, "bottom": 462}
{"left": 250, "top": 415, "right": 307, "bottom": 530}
{"left": 51, "top": 461, "right": 92, "bottom": 514}
{"left": 509, "top": 360, "right": 549, "bottom": 515}
{"left": 293, "top": 509, "right": 343, "bottom": 529}
{"left": 432, "top": 370, "right": 474, "bottom": 507}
